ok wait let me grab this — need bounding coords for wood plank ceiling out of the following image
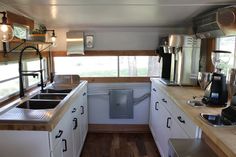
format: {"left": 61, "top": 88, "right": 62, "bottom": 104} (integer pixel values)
{"left": 0, "top": 0, "right": 235, "bottom": 28}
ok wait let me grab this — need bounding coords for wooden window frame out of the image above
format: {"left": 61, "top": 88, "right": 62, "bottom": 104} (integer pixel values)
{"left": 52, "top": 50, "right": 158, "bottom": 83}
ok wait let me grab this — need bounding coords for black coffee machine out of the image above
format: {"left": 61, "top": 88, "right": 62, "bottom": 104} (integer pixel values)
{"left": 202, "top": 50, "right": 230, "bottom": 107}
{"left": 202, "top": 72, "right": 228, "bottom": 106}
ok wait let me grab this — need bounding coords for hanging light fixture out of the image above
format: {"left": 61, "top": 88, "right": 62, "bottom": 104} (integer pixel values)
{"left": 0, "top": 11, "right": 14, "bottom": 42}
{"left": 46, "top": 29, "right": 57, "bottom": 46}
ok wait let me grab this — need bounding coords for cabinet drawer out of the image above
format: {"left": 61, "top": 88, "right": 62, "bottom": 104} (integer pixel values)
{"left": 171, "top": 104, "right": 199, "bottom": 138}
{"left": 159, "top": 91, "right": 174, "bottom": 114}
{"left": 50, "top": 115, "right": 66, "bottom": 150}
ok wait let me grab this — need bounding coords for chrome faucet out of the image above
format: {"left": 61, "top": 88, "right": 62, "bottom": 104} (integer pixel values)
{"left": 19, "top": 46, "right": 45, "bottom": 97}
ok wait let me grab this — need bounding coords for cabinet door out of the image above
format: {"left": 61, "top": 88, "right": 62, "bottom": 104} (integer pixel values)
{"left": 156, "top": 104, "right": 172, "bottom": 157}
{"left": 61, "top": 113, "right": 74, "bottom": 157}
{"left": 171, "top": 118, "right": 189, "bottom": 139}
{"left": 149, "top": 84, "right": 160, "bottom": 138}
{"left": 79, "top": 86, "right": 88, "bottom": 145}
{"left": 72, "top": 97, "right": 83, "bottom": 157}
{"left": 51, "top": 141, "right": 63, "bottom": 157}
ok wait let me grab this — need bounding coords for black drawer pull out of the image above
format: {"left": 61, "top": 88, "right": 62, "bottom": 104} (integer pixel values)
{"left": 177, "top": 116, "right": 185, "bottom": 124}
{"left": 166, "top": 117, "right": 171, "bottom": 128}
{"left": 81, "top": 106, "right": 84, "bottom": 115}
{"left": 55, "top": 130, "right": 63, "bottom": 138}
{"left": 73, "top": 118, "right": 78, "bottom": 130}
{"left": 62, "top": 139, "right": 67, "bottom": 152}
{"left": 152, "top": 88, "right": 156, "bottom": 92}
{"left": 162, "top": 99, "right": 167, "bottom": 103}
{"left": 71, "top": 108, "right": 76, "bottom": 113}
{"left": 155, "top": 102, "right": 159, "bottom": 110}
{"left": 83, "top": 92, "right": 87, "bottom": 96}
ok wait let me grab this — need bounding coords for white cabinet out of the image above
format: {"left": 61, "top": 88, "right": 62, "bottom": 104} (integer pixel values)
{"left": 149, "top": 80, "right": 200, "bottom": 157}
{"left": 50, "top": 105, "right": 74, "bottom": 157}
{"left": 0, "top": 82, "right": 88, "bottom": 157}
{"left": 80, "top": 85, "right": 88, "bottom": 144}
{"left": 61, "top": 112, "right": 73, "bottom": 157}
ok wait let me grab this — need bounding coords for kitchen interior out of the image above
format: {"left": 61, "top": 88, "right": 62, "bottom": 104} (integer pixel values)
{"left": 0, "top": 0, "right": 236, "bottom": 157}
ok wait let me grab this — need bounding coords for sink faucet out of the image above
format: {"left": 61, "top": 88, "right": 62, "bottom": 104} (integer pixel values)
{"left": 19, "top": 46, "right": 45, "bottom": 97}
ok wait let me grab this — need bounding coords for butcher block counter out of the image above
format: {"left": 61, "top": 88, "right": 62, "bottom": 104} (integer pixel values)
{"left": 0, "top": 81, "right": 87, "bottom": 131}
{"left": 151, "top": 78, "right": 236, "bottom": 157}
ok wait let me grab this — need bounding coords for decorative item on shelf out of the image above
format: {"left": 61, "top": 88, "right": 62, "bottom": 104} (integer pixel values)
{"left": 29, "top": 24, "right": 47, "bottom": 42}
{"left": 85, "top": 35, "right": 94, "bottom": 48}
{"left": 46, "top": 29, "right": 57, "bottom": 46}
{"left": 0, "top": 11, "right": 14, "bottom": 42}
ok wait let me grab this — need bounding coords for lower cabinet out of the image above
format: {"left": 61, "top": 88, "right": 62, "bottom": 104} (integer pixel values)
{"left": 149, "top": 80, "right": 201, "bottom": 157}
{"left": 0, "top": 82, "right": 88, "bottom": 157}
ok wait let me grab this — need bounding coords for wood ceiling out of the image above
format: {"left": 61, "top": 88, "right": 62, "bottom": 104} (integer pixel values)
{"left": 0, "top": 0, "right": 235, "bottom": 28}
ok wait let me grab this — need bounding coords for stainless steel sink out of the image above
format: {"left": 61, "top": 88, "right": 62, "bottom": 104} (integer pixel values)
{"left": 41, "top": 88, "right": 72, "bottom": 93}
{"left": 16, "top": 100, "right": 60, "bottom": 110}
{"left": 31, "top": 93, "right": 67, "bottom": 100}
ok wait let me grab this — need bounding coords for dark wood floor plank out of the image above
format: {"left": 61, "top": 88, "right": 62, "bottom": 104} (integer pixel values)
{"left": 80, "top": 133, "right": 160, "bottom": 157}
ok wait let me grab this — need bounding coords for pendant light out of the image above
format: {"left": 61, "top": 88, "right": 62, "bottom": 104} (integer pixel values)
{"left": 46, "top": 29, "right": 57, "bottom": 46}
{"left": 0, "top": 11, "right": 14, "bottom": 42}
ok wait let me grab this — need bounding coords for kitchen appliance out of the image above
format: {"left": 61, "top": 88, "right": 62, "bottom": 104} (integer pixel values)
{"left": 202, "top": 50, "right": 230, "bottom": 106}
{"left": 197, "top": 72, "right": 212, "bottom": 89}
{"left": 200, "top": 94, "right": 236, "bottom": 127}
{"left": 159, "top": 35, "right": 201, "bottom": 86}
{"left": 193, "top": 6, "right": 236, "bottom": 38}
{"left": 227, "top": 68, "right": 236, "bottom": 100}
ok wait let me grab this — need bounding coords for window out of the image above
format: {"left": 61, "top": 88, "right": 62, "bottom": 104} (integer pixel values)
{"left": 54, "top": 56, "right": 161, "bottom": 77}
{"left": 13, "top": 24, "right": 28, "bottom": 39}
{"left": 0, "top": 63, "right": 19, "bottom": 99}
{"left": 54, "top": 56, "right": 118, "bottom": 77}
{"left": 0, "top": 58, "right": 47, "bottom": 100}
{"left": 216, "top": 36, "right": 236, "bottom": 74}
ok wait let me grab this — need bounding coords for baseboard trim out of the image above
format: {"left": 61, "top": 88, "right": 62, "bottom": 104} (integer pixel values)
{"left": 88, "top": 124, "right": 150, "bottom": 133}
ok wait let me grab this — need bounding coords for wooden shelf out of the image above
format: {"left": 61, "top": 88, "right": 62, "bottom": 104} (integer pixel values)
{"left": 3, "top": 39, "right": 53, "bottom": 56}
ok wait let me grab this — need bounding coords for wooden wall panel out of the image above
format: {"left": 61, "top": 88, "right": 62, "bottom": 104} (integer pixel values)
{"left": 7, "top": 11, "right": 34, "bottom": 30}
{"left": 88, "top": 124, "right": 150, "bottom": 133}
{"left": 52, "top": 50, "right": 157, "bottom": 57}
{"left": 81, "top": 77, "right": 151, "bottom": 83}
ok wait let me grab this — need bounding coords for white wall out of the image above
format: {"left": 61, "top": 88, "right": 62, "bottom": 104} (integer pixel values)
{"left": 88, "top": 83, "right": 151, "bottom": 124}
{"left": 51, "top": 27, "right": 187, "bottom": 51}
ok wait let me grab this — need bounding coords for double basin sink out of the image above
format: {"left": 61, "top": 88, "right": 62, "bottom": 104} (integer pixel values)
{"left": 16, "top": 88, "right": 72, "bottom": 110}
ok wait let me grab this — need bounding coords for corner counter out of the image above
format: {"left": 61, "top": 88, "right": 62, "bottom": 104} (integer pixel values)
{"left": 151, "top": 78, "right": 236, "bottom": 157}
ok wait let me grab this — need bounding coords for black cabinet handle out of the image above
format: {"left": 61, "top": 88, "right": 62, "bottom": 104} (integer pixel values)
{"left": 177, "top": 116, "right": 185, "bottom": 124}
{"left": 81, "top": 106, "right": 84, "bottom": 115}
{"left": 73, "top": 118, "right": 78, "bottom": 130}
{"left": 166, "top": 117, "right": 171, "bottom": 128}
{"left": 83, "top": 92, "right": 87, "bottom": 96}
{"left": 162, "top": 98, "right": 167, "bottom": 103}
{"left": 55, "top": 130, "right": 63, "bottom": 138}
{"left": 155, "top": 102, "right": 159, "bottom": 110}
{"left": 71, "top": 108, "right": 76, "bottom": 113}
{"left": 152, "top": 88, "right": 156, "bottom": 92}
{"left": 62, "top": 139, "right": 67, "bottom": 152}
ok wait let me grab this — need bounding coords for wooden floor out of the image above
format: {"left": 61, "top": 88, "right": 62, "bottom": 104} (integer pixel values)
{"left": 80, "top": 133, "right": 161, "bottom": 157}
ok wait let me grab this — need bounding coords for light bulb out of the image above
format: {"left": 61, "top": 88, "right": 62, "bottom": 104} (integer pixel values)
{"left": 51, "top": 36, "right": 56, "bottom": 42}
{"left": 0, "top": 24, "right": 14, "bottom": 42}
{"left": 1, "top": 24, "right": 8, "bottom": 32}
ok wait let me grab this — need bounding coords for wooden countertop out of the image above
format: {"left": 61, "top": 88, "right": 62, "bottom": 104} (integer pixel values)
{"left": 151, "top": 78, "right": 236, "bottom": 157}
{"left": 0, "top": 81, "right": 87, "bottom": 132}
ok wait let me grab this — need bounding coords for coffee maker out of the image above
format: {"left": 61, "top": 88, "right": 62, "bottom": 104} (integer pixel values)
{"left": 202, "top": 50, "right": 230, "bottom": 106}
{"left": 159, "top": 35, "right": 201, "bottom": 86}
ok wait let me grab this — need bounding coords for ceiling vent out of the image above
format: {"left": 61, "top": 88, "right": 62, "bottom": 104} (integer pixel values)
{"left": 193, "top": 6, "right": 236, "bottom": 38}
{"left": 66, "top": 31, "right": 84, "bottom": 55}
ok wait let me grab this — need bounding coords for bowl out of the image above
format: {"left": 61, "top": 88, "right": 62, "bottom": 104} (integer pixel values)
{"left": 197, "top": 72, "right": 212, "bottom": 90}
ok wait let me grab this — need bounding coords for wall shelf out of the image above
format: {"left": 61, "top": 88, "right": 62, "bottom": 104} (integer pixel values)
{"left": 3, "top": 39, "right": 53, "bottom": 56}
